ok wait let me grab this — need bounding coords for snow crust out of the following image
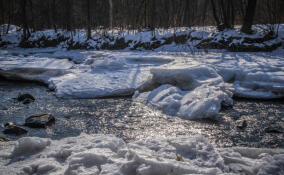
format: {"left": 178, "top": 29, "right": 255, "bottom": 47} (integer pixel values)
{"left": 0, "top": 134, "right": 283, "bottom": 175}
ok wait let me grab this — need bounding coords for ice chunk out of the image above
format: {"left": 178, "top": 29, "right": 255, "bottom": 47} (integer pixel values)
{"left": 134, "top": 63, "right": 233, "bottom": 119}
{"left": 134, "top": 84, "right": 233, "bottom": 120}
{"left": 218, "top": 147, "right": 284, "bottom": 175}
{"left": 50, "top": 68, "right": 151, "bottom": 98}
{"left": 150, "top": 64, "right": 223, "bottom": 91}
{"left": 134, "top": 84, "right": 185, "bottom": 115}
{"left": 233, "top": 71, "right": 284, "bottom": 99}
{"left": 178, "top": 84, "right": 233, "bottom": 119}
{"left": 12, "top": 137, "right": 51, "bottom": 156}
{"left": 0, "top": 56, "right": 73, "bottom": 83}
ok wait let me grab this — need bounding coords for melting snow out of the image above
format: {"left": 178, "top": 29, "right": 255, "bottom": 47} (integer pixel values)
{"left": 0, "top": 134, "right": 283, "bottom": 175}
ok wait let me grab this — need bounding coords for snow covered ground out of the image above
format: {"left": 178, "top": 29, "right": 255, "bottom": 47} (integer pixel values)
{"left": 0, "top": 133, "right": 283, "bottom": 175}
{"left": 1, "top": 24, "right": 283, "bottom": 51}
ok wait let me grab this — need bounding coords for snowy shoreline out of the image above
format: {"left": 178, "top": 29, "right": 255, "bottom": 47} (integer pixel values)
{"left": 1, "top": 24, "right": 283, "bottom": 51}
{"left": 1, "top": 133, "right": 284, "bottom": 175}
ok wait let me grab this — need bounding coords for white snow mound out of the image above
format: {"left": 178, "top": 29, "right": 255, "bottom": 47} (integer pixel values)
{"left": 0, "top": 134, "right": 283, "bottom": 175}
{"left": 134, "top": 63, "right": 233, "bottom": 119}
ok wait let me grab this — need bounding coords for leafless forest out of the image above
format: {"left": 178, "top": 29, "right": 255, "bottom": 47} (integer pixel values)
{"left": 0, "top": 0, "right": 283, "bottom": 36}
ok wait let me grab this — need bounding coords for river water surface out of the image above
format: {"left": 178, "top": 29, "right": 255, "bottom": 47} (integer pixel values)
{"left": 1, "top": 79, "right": 283, "bottom": 148}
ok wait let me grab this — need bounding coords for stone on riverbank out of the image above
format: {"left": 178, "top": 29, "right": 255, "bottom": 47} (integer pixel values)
{"left": 17, "top": 93, "right": 35, "bottom": 104}
{"left": 24, "top": 114, "right": 55, "bottom": 128}
{"left": 3, "top": 123, "right": 28, "bottom": 135}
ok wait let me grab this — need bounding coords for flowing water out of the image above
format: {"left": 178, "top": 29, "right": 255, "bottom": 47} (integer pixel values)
{"left": 0, "top": 79, "right": 283, "bottom": 148}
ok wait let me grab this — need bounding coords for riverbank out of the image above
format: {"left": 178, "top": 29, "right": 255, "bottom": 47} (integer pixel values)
{"left": 1, "top": 25, "right": 283, "bottom": 52}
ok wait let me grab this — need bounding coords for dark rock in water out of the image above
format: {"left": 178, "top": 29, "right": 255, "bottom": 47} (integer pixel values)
{"left": 0, "top": 104, "right": 8, "bottom": 110}
{"left": 3, "top": 123, "right": 28, "bottom": 135}
{"left": 4, "top": 122, "right": 14, "bottom": 127}
{"left": 265, "top": 126, "right": 284, "bottom": 134}
{"left": 64, "top": 115, "right": 72, "bottom": 119}
{"left": 0, "top": 136, "right": 10, "bottom": 142}
{"left": 22, "top": 98, "right": 34, "bottom": 104}
{"left": 236, "top": 120, "right": 247, "bottom": 130}
{"left": 17, "top": 92, "right": 35, "bottom": 104}
{"left": 25, "top": 113, "right": 55, "bottom": 128}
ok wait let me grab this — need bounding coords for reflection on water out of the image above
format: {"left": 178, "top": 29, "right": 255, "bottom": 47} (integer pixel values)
{"left": 0, "top": 79, "right": 283, "bottom": 148}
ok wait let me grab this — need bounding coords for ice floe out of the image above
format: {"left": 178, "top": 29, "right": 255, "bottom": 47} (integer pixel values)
{"left": 0, "top": 134, "right": 283, "bottom": 175}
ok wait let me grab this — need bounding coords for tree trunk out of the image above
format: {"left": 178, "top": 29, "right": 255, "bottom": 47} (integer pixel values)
{"left": 65, "top": 0, "right": 73, "bottom": 31}
{"left": 86, "top": 0, "right": 91, "bottom": 39}
{"left": 52, "top": 0, "right": 57, "bottom": 32}
{"left": 109, "top": 0, "right": 113, "bottom": 29}
{"left": 21, "top": 0, "right": 30, "bottom": 40}
{"left": 210, "top": 0, "right": 220, "bottom": 26}
{"left": 28, "top": 0, "right": 35, "bottom": 32}
{"left": 241, "top": 0, "right": 257, "bottom": 34}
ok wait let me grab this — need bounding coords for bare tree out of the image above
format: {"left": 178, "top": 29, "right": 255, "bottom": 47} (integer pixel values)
{"left": 21, "top": 0, "right": 30, "bottom": 40}
{"left": 241, "top": 0, "right": 258, "bottom": 34}
{"left": 86, "top": 0, "right": 91, "bottom": 39}
{"left": 109, "top": 0, "right": 113, "bottom": 29}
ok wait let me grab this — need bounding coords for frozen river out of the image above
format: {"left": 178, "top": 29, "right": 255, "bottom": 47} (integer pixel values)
{"left": 0, "top": 48, "right": 284, "bottom": 174}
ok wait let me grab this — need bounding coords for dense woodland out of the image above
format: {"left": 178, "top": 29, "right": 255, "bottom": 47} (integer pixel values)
{"left": 0, "top": 0, "right": 283, "bottom": 39}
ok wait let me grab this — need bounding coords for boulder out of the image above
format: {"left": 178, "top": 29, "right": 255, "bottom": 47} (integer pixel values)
{"left": 24, "top": 113, "right": 55, "bottom": 128}
{"left": 265, "top": 126, "right": 284, "bottom": 134}
{"left": 236, "top": 120, "right": 247, "bottom": 130}
{"left": 3, "top": 123, "right": 28, "bottom": 135}
{"left": 0, "top": 136, "right": 9, "bottom": 142}
{"left": 17, "top": 92, "right": 35, "bottom": 104}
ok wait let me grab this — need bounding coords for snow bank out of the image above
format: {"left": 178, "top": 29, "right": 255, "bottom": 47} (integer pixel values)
{"left": 132, "top": 49, "right": 284, "bottom": 118}
{"left": 1, "top": 134, "right": 283, "bottom": 175}
{"left": 134, "top": 63, "right": 233, "bottom": 119}
{"left": 197, "top": 51, "right": 284, "bottom": 99}
{"left": 49, "top": 69, "right": 151, "bottom": 98}
{"left": 0, "top": 55, "right": 73, "bottom": 83}
{"left": 150, "top": 64, "right": 224, "bottom": 90}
